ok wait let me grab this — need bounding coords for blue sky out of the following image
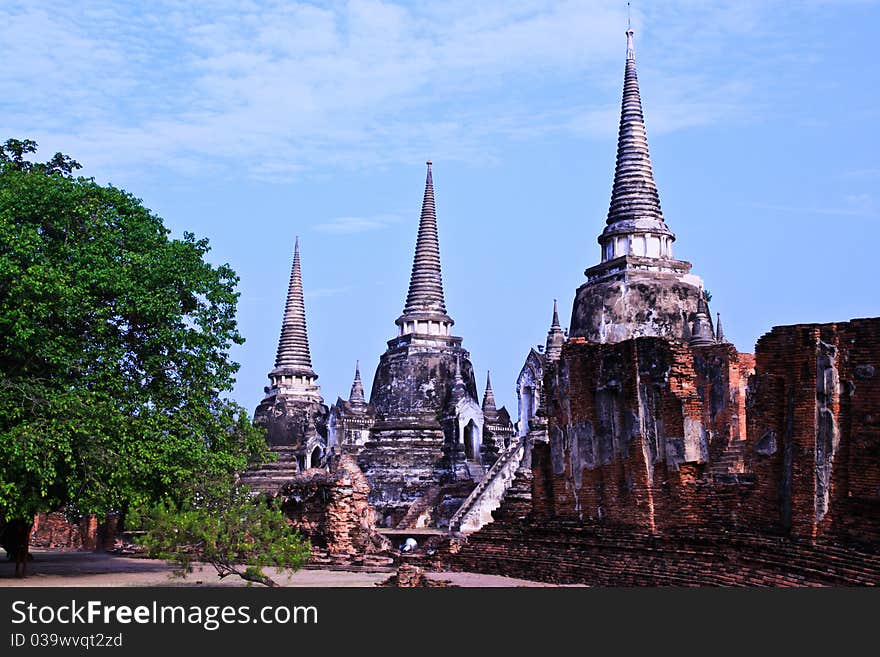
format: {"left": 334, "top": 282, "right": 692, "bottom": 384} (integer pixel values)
{"left": 2, "top": 1, "right": 879, "bottom": 413}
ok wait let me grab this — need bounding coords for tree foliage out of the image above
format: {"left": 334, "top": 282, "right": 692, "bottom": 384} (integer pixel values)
{"left": 136, "top": 482, "right": 310, "bottom": 587}
{"left": 0, "top": 138, "right": 267, "bottom": 524}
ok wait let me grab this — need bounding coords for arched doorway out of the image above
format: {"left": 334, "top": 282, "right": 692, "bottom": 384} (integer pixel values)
{"left": 310, "top": 446, "right": 322, "bottom": 469}
{"left": 520, "top": 385, "right": 534, "bottom": 436}
{"left": 464, "top": 419, "right": 480, "bottom": 462}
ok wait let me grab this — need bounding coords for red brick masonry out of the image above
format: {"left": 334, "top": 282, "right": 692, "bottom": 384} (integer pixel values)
{"left": 451, "top": 318, "right": 880, "bottom": 585}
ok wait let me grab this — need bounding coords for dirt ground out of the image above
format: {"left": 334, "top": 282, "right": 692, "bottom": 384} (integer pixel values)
{"left": 0, "top": 550, "right": 570, "bottom": 587}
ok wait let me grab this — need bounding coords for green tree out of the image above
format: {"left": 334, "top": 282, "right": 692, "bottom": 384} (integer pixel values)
{"left": 136, "top": 481, "right": 310, "bottom": 587}
{"left": 0, "top": 138, "right": 267, "bottom": 530}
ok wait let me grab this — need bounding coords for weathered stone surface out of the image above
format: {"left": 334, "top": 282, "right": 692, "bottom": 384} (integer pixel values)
{"left": 350, "top": 163, "right": 512, "bottom": 526}
{"left": 254, "top": 396, "right": 328, "bottom": 452}
{"left": 369, "top": 335, "right": 478, "bottom": 421}
{"left": 280, "top": 454, "right": 389, "bottom": 555}
{"left": 447, "top": 520, "right": 880, "bottom": 586}
{"left": 569, "top": 259, "right": 705, "bottom": 344}
{"left": 446, "top": 317, "right": 880, "bottom": 586}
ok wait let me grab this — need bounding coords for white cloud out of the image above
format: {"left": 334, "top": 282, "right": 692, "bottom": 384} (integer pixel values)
{"left": 314, "top": 215, "right": 401, "bottom": 235}
{"left": 0, "top": 0, "right": 834, "bottom": 180}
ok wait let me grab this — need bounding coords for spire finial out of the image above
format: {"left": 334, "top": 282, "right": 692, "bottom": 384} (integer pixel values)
{"left": 272, "top": 236, "right": 315, "bottom": 377}
{"left": 626, "top": 4, "right": 634, "bottom": 61}
{"left": 448, "top": 355, "right": 468, "bottom": 409}
{"left": 545, "top": 298, "right": 566, "bottom": 362}
{"left": 716, "top": 313, "right": 727, "bottom": 344}
{"left": 482, "top": 370, "right": 497, "bottom": 416}
{"left": 597, "top": 10, "right": 674, "bottom": 264}
{"left": 603, "top": 20, "right": 667, "bottom": 231}
{"left": 690, "top": 301, "right": 715, "bottom": 347}
{"left": 396, "top": 161, "right": 451, "bottom": 330}
{"left": 349, "top": 359, "right": 365, "bottom": 404}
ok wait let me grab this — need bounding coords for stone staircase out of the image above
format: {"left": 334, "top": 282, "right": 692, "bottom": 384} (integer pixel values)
{"left": 238, "top": 446, "right": 301, "bottom": 495}
{"left": 465, "top": 460, "right": 486, "bottom": 483}
{"left": 712, "top": 439, "right": 748, "bottom": 476}
{"left": 396, "top": 486, "right": 443, "bottom": 530}
{"left": 450, "top": 439, "right": 527, "bottom": 534}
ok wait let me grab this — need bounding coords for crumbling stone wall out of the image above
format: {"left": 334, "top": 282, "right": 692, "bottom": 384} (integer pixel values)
{"left": 280, "top": 454, "right": 388, "bottom": 555}
{"left": 449, "top": 519, "right": 879, "bottom": 586}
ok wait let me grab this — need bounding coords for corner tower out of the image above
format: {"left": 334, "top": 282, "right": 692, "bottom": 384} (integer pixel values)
{"left": 569, "top": 27, "right": 709, "bottom": 344}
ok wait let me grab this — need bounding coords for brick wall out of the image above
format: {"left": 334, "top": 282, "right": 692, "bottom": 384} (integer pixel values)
{"left": 452, "top": 318, "right": 880, "bottom": 585}
{"left": 30, "top": 512, "right": 117, "bottom": 551}
{"left": 280, "top": 454, "right": 389, "bottom": 556}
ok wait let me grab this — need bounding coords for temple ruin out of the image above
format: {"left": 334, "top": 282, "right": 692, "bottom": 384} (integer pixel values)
{"left": 238, "top": 25, "right": 879, "bottom": 584}
{"left": 247, "top": 162, "right": 515, "bottom": 540}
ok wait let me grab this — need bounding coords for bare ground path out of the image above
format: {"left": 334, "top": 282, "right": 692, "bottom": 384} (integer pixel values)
{"left": 0, "top": 550, "right": 574, "bottom": 587}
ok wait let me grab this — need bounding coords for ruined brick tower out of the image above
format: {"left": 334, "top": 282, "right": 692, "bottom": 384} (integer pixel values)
{"left": 453, "top": 26, "right": 880, "bottom": 586}
{"left": 569, "top": 25, "right": 709, "bottom": 344}
{"left": 245, "top": 238, "right": 328, "bottom": 490}
{"left": 356, "top": 162, "right": 491, "bottom": 527}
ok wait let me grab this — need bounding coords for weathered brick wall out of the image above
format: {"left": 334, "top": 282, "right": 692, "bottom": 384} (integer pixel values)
{"left": 692, "top": 344, "right": 752, "bottom": 465}
{"left": 539, "top": 337, "right": 730, "bottom": 532}
{"left": 533, "top": 320, "right": 879, "bottom": 539}
{"left": 834, "top": 319, "right": 880, "bottom": 545}
{"left": 29, "top": 513, "right": 94, "bottom": 550}
{"left": 450, "top": 520, "right": 879, "bottom": 586}
{"left": 29, "top": 512, "right": 117, "bottom": 551}
{"left": 746, "top": 319, "right": 880, "bottom": 544}
{"left": 280, "top": 454, "right": 389, "bottom": 556}
{"left": 452, "top": 318, "right": 879, "bottom": 585}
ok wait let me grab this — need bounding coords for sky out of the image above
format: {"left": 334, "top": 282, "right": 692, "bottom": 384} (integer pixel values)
{"left": 2, "top": 0, "right": 879, "bottom": 413}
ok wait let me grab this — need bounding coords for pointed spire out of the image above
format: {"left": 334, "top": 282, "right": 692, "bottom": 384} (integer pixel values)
{"left": 545, "top": 299, "right": 566, "bottom": 362}
{"left": 482, "top": 371, "right": 497, "bottom": 416}
{"left": 690, "top": 296, "right": 715, "bottom": 347}
{"left": 605, "top": 26, "right": 667, "bottom": 229}
{"left": 448, "top": 355, "right": 467, "bottom": 407}
{"left": 716, "top": 313, "right": 727, "bottom": 344}
{"left": 273, "top": 237, "right": 315, "bottom": 377}
{"left": 398, "top": 161, "right": 451, "bottom": 329}
{"left": 349, "top": 360, "right": 365, "bottom": 405}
